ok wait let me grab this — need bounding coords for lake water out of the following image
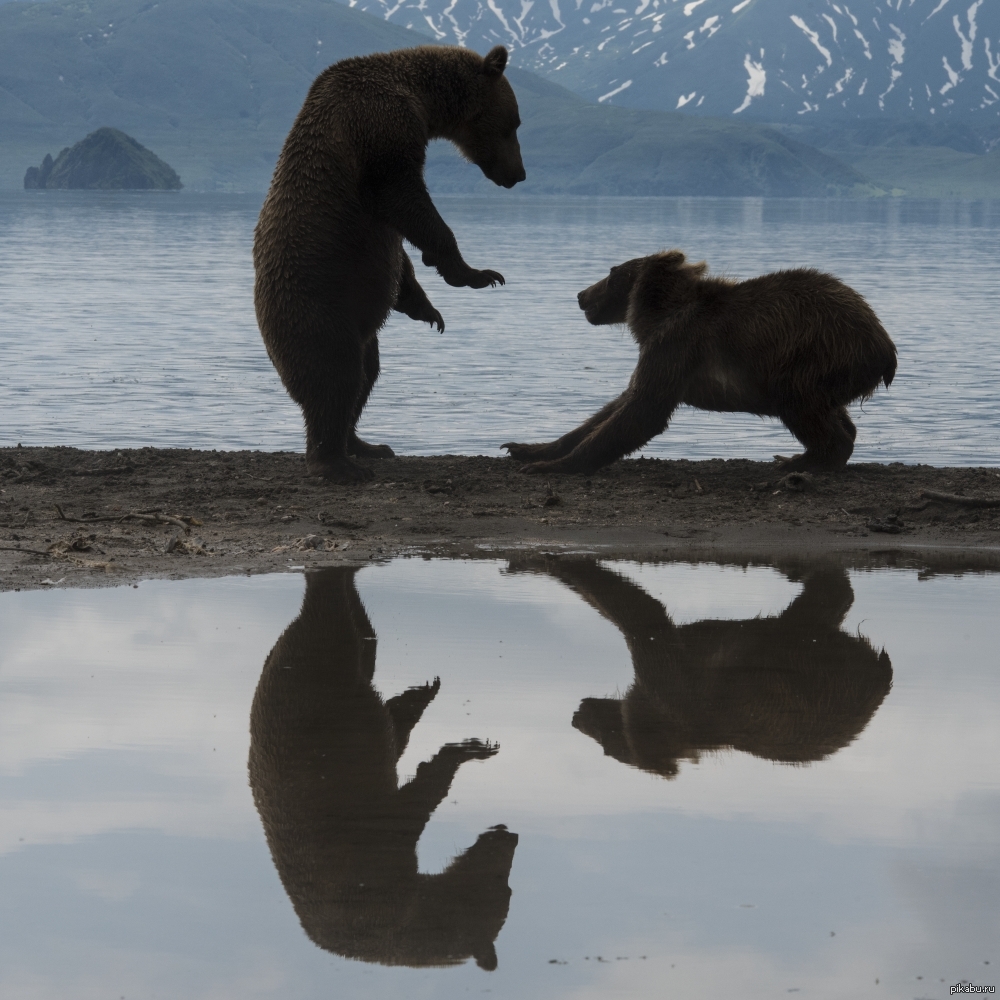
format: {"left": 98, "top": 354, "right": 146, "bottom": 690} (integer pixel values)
{"left": 1, "top": 191, "right": 999, "bottom": 465}
{"left": 0, "top": 557, "right": 997, "bottom": 998}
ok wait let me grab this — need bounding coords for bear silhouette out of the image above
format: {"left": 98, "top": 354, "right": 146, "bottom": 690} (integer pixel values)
{"left": 504, "top": 250, "right": 896, "bottom": 474}
{"left": 249, "top": 568, "right": 517, "bottom": 969}
{"left": 254, "top": 45, "right": 525, "bottom": 483}
{"left": 510, "top": 557, "right": 892, "bottom": 777}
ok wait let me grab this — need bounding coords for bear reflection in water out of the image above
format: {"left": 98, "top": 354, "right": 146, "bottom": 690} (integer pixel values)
{"left": 248, "top": 568, "right": 517, "bottom": 970}
{"left": 519, "top": 558, "right": 893, "bottom": 777}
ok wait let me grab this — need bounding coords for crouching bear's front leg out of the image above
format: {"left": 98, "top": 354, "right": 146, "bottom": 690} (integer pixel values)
{"left": 521, "top": 378, "right": 678, "bottom": 475}
{"left": 503, "top": 395, "right": 629, "bottom": 464}
{"left": 394, "top": 252, "right": 445, "bottom": 332}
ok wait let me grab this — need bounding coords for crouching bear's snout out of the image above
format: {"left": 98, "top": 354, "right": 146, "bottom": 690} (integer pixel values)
{"left": 577, "top": 268, "right": 632, "bottom": 326}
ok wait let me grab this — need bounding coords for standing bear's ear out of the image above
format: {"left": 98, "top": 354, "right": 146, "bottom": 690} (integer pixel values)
{"left": 482, "top": 45, "right": 509, "bottom": 77}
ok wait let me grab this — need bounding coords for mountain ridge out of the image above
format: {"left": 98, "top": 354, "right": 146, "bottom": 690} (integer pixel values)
{"left": 342, "top": 0, "right": 1000, "bottom": 123}
{"left": 0, "top": 0, "right": 872, "bottom": 194}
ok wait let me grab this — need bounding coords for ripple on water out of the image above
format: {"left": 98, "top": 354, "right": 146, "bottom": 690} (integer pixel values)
{"left": 1, "top": 192, "right": 998, "bottom": 465}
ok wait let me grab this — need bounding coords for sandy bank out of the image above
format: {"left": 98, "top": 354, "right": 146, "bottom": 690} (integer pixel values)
{"left": 1, "top": 446, "right": 999, "bottom": 590}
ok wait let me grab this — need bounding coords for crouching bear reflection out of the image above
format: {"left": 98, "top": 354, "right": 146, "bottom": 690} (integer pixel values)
{"left": 248, "top": 568, "right": 517, "bottom": 969}
{"left": 520, "top": 559, "right": 892, "bottom": 777}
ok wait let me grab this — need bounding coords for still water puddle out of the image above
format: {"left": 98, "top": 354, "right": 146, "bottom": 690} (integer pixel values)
{"left": 0, "top": 558, "right": 997, "bottom": 998}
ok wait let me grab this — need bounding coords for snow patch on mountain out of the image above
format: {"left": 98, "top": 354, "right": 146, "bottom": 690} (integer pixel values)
{"left": 599, "top": 78, "right": 632, "bottom": 100}
{"left": 791, "top": 15, "right": 833, "bottom": 67}
{"left": 338, "top": 0, "right": 1000, "bottom": 121}
{"left": 733, "top": 49, "right": 765, "bottom": 112}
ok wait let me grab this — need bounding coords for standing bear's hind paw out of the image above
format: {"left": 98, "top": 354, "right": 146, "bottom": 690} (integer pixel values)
{"left": 349, "top": 435, "right": 395, "bottom": 459}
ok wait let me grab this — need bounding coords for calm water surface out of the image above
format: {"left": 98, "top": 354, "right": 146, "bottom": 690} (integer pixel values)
{"left": 0, "top": 558, "right": 997, "bottom": 998}
{"left": 1, "top": 192, "right": 998, "bottom": 465}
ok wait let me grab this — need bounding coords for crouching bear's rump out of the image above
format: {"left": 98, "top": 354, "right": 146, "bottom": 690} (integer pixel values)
{"left": 254, "top": 45, "right": 525, "bottom": 484}
{"left": 503, "top": 251, "right": 897, "bottom": 475}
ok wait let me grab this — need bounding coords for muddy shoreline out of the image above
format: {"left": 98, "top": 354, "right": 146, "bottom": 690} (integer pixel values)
{"left": 1, "top": 445, "right": 999, "bottom": 590}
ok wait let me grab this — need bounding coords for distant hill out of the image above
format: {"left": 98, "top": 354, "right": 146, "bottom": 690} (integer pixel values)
{"left": 0, "top": 0, "right": 428, "bottom": 190}
{"left": 24, "top": 127, "right": 182, "bottom": 188}
{"left": 429, "top": 66, "right": 870, "bottom": 196}
{"left": 0, "top": 0, "right": 871, "bottom": 194}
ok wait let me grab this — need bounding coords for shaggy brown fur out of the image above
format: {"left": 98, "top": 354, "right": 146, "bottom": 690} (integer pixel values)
{"left": 504, "top": 251, "right": 897, "bottom": 474}
{"left": 255, "top": 46, "right": 525, "bottom": 483}
{"left": 510, "top": 557, "right": 892, "bottom": 778}
{"left": 248, "top": 568, "right": 517, "bottom": 969}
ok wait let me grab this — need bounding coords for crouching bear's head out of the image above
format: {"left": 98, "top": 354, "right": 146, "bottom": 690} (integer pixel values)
{"left": 577, "top": 250, "right": 708, "bottom": 328}
{"left": 452, "top": 46, "right": 526, "bottom": 189}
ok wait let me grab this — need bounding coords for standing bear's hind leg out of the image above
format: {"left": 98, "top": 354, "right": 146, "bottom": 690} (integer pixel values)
{"left": 347, "top": 337, "right": 395, "bottom": 460}
{"left": 778, "top": 404, "right": 856, "bottom": 472}
{"left": 301, "top": 335, "right": 375, "bottom": 483}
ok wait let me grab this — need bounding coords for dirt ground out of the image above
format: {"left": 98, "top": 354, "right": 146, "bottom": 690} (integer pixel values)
{"left": 1, "top": 445, "right": 999, "bottom": 590}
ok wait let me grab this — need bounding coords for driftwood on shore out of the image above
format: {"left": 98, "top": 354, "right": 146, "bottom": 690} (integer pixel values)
{"left": 921, "top": 489, "right": 1000, "bottom": 509}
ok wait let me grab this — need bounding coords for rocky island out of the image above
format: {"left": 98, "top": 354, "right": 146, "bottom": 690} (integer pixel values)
{"left": 24, "top": 128, "right": 182, "bottom": 190}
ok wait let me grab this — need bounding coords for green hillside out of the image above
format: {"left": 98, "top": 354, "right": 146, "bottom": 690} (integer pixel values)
{"left": 773, "top": 119, "right": 1000, "bottom": 199}
{"left": 811, "top": 146, "right": 1000, "bottom": 200}
{"left": 0, "top": 0, "right": 868, "bottom": 195}
{"left": 429, "top": 68, "right": 871, "bottom": 197}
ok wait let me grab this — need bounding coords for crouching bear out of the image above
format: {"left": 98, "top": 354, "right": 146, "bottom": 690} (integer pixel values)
{"left": 254, "top": 46, "right": 525, "bottom": 483}
{"left": 507, "top": 556, "right": 893, "bottom": 777}
{"left": 504, "top": 251, "right": 897, "bottom": 474}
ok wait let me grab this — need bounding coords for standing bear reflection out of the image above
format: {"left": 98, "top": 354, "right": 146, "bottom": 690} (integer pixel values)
{"left": 520, "top": 559, "right": 893, "bottom": 777}
{"left": 248, "top": 568, "right": 517, "bottom": 969}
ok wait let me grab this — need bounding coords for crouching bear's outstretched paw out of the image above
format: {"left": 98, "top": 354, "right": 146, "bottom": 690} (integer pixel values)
{"left": 502, "top": 441, "right": 554, "bottom": 461}
{"left": 520, "top": 458, "right": 577, "bottom": 476}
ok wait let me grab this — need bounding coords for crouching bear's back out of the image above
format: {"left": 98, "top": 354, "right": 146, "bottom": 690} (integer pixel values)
{"left": 726, "top": 268, "right": 897, "bottom": 407}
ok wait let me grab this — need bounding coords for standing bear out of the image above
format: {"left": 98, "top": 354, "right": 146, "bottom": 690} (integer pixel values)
{"left": 254, "top": 45, "right": 525, "bottom": 482}
{"left": 504, "top": 251, "right": 897, "bottom": 474}
{"left": 249, "top": 568, "right": 518, "bottom": 969}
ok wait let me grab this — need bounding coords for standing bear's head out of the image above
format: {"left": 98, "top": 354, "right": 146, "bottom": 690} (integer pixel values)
{"left": 439, "top": 45, "right": 526, "bottom": 189}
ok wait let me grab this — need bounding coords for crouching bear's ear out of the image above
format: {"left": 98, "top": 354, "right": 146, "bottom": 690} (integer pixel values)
{"left": 482, "top": 45, "right": 509, "bottom": 77}
{"left": 646, "top": 250, "right": 707, "bottom": 281}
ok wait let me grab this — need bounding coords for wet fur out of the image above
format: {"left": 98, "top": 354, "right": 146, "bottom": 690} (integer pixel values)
{"left": 255, "top": 46, "right": 525, "bottom": 483}
{"left": 248, "top": 568, "right": 517, "bottom": 969}
{"left": 504, "top": 251, "right": 897, "bottom": 474}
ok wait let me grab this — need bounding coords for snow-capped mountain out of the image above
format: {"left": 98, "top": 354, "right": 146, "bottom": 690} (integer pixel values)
{"left": 340, "top": 0, "right": 1000, "bottom": 120}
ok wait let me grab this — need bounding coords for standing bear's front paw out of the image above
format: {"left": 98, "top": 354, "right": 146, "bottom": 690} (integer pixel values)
{"left": 465, "top": 268, "right": 505, "bottom": 289}
{"left": 439, "top": 262, "right": 505, "bottom": 289}
{"left": 423, "top": 307, "right": 445, "bottom": 332}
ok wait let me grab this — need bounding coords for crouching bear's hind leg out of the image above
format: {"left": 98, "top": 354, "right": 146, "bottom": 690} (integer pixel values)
{"left": 347, "top": 336, "right": 395, "bottom": 460}
{"left": 778, "top": 404, "right": 856, "bottom": 472}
